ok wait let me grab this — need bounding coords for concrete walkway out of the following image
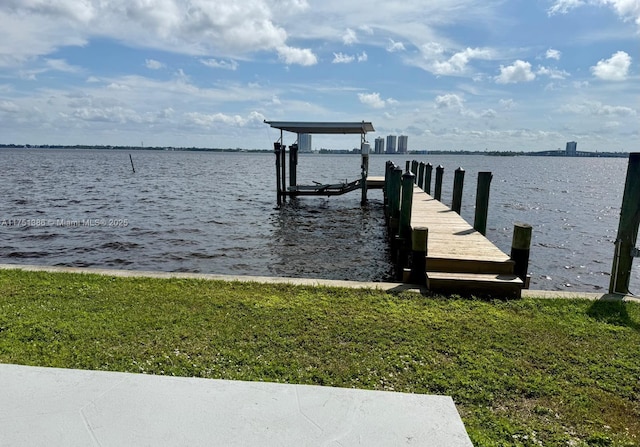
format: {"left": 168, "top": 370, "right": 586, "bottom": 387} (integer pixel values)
{"left": 1, "top": 263, "right": 638, "bottom": 302}
{"left": 0, "top": 364, "right": 473, "bottom": 446}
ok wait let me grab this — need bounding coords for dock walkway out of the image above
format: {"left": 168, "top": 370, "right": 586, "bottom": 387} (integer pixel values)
{"left": 409, "top": 185, "right": 523, "bottom": 297}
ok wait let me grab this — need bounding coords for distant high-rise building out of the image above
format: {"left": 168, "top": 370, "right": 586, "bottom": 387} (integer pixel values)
{"left": 374, "top": 137, "right": 385, "bottom": 154}
{"left": 398, "top": 135, "right": 408, "bottom": 154}
{"left": 386, "top": 135, "right": 397, "bottom": 154}
{"left": 565, "top": 141, "right": 577, "bottom": 156}
{"left": 298, "top": 133, "right": 312, "bottom": 153}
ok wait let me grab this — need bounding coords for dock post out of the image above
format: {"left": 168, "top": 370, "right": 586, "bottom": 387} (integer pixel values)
{"left": 418, "top": 162, "right": 425, "bottom": 189}
{"left": 405, "top": 160, "right": 411, "bottom": 173}
{"left": 396, "top": 171, "right": 415, "bottom": 279}
{"left": 411, "top": 160, "right": 419, "bottom": 180}
{"left": 289, "top": 143, "right": 298, "bottom": 189}
{"left": 451, "top": 167, "right": 465, "bottom": 214}
{"left": 360, "top": 142, "right": 370, "bottom": 206}
{"left": 280, "top": 142, "right": 287, "bottom": 202}
{"left": 434, "top": 165, "right": 444, "bottom": 201}
{"left": 410, "top": 227, "right": 428, "bottom": 285}
{"left": 389, "top": 165, "right": 403, "bottom": 235}
{"left": 274, "top": 142, "right": 282, "bottom": 206}
{"left": 610, "top": 153, "right": 640, "bottom": 294}
{"left": 511, "top": 223, "right": 532, "bottom": 287}
{"left": 473, "top": 172, "right": 493, "bottom": 236}
{"left": 384, "top": 161, "right": 392, "bottom": 216}
{"left": 425, "top": 163, "right": 433, "bottom": 194}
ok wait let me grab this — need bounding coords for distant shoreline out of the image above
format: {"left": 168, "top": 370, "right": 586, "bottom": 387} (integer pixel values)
{"left": 0, "top": 145, "right": 629, "bottom": 158}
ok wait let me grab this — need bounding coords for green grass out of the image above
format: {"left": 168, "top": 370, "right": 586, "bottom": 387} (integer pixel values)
{"left": 1, "top": 269, "right": 639, "bottom": 446}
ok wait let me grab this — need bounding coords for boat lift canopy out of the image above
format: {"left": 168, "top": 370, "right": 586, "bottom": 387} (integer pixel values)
{"left": 264, "top": 120, "right": 375, "bottom": 206}
{"left": 265, "top": 121, "right": 374, "bottom": 136}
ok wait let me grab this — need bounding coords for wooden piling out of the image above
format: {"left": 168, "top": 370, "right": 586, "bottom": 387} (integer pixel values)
{"left": 361, "top": 143, "right": 370, "bottom": 206}
{"left": 411, "top": 160, "right": 419, "bottom": 181}
{"left": 425, "top": 163, "right": 433, "bottom": 194}
{"left": 389, "top": 165, "right": 403, "bottom": 234}
{"left": 399, "top": 171, "right": 415, "bottom": 241}
{"left": 434, "top": 165, "right": 444, "bottom": 201}
{"left": 289, "top": 144, "right": 298, "bottom": 188}
{"left": 511, "top": 223, "right": 532, "bottom": 285}
{"left": 280, "top": 143, "right": 287, "bottom": 202}
{"left": 451, "top": 167, "right": 465, "bottom": 214}
{"left": 418, "top": 162, "right": 425, "bottom": 189}
{"left": 473, "top": 172, "right": 492, "bottom": 236}
{"left": 405, "top": 160, "right": 411, "bottom": 173}
{"left": 610, "top": 153, "right": 640, "bottom": 294}
{"left": 410, "top": 227, "right": 428, "bottom": 285}
{"left": 383, "top": 161, "right": 392, "bottom": 216}
{"left": 129, "top": 154, "right": 135, "bottom": 173}
{"left": 274, "top": 143, "right": 282, "bottom": 206}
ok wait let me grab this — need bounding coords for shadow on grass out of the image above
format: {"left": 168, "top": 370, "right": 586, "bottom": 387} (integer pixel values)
{"left": 587, "top": 300, "right": 640, "bottom": 332}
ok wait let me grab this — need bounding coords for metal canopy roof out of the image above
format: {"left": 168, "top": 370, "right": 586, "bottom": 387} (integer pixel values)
{"left": 264, "top": 120, "right": 374, "bottom": 134}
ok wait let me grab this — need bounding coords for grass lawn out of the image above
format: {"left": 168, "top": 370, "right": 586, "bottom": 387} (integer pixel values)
{"left": 1, "top": 268, "right": 639, "bottom": 446}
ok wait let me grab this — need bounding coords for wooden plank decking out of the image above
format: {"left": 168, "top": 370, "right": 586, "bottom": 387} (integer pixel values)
{"left": 408, "top": 185, "right": 523, "bottom": 297}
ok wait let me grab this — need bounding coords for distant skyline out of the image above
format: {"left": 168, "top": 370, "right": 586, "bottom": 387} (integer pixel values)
{"left": 0, "top": 1, "right": 638, "bottom": 152}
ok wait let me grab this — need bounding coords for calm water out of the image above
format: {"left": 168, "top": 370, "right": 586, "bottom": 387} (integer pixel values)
{"left": 0, "top": 149, "right": 636, "bottom": 293}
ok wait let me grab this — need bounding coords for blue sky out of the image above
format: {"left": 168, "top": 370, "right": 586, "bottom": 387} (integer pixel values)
{"left": 0, "top": 0, "right": 637, "bottom": 151}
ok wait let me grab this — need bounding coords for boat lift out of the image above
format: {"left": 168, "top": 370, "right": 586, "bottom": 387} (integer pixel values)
{"left": 264, "top": 120, "right": 375, "bottom": 206}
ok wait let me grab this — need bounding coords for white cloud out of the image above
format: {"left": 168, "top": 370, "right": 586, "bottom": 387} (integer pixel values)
{"left": 200, "top": 59, "right": 239, "bottom": 70}
{"left": 548, "top": 0, "right": 640, "bottom": 27}
{"left": 332, "top": 52, "right": 354, "bottom": 64}
{"left": 387, "top": 39, "right": 406, "bottom": 52}
{"left": 145, "top": 59, "right": 165, "bottom": 70}
{"left": 499, "top": 99, "right": 516, "bottom": 110}
{"left": 0, "top": 100, "right": 19, "bottom": 113}
{"left": 342, "top": 28, "right": 357, "bottom": 45}
{"left": 332, "top": 52, "right": 367, "bottom": 63}
{"left": 46, "top": 58, "right": 82, "bottom": 73}
{"left": 546, "top": 48, "right": 562, "bottom": 60}
{"left": 358, "top": 92, "right": 393, "bottom": 109}
{"left": 590, "top": 51, "right": 631, "bottom": 80}
{"left": 537, "top": 65, "right": 570, "bottom": 79}
{"left": 186, "top": 110, "right": 266, "bottom": 128}
{"left": 560, "top": 100, "right": 637, "bottom": 116}
{"left": 277, "top": 46, "right": 317, "bottom": 66}
{"left": 495, "top": 60, "right": 536, "bottom": 84}
{"left": 419, "top": 45, "right": 494, "bottom": 76}
{"left": 599, "top": 0, "right": 640, "bottom": 26}
{"left": 435, "top": 93, "right": 464, "bottom": 110}
{"left": 548, "top": 0, "right": 585, "bottom": 15}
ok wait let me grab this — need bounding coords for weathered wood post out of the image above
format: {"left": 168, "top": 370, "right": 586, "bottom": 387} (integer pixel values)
{"left": 610, "top": 153, "right": 640, "bottom": 294}
{"left": 511, "top": 223, "right": 532, "bottom": 286}
{"left": 389, "top": 165, "right": 403, "bottom": 236}
{"left": 434, "top": 165, "right": 444, "bottom": 201}
{"left": 425, "top": 163, "right": 433, "bottom": 194}
{"left": 451, "top": 167, "right": 465, "bottom": 214}
{"left": 289, "top": 143, "right": 298, "bottom": 188}
{"left": 274, "top": 142, "right": 282, "bottom": 206}
{"left": 418, "top": 162, "right": 425, "bottom": 189}
{"left": 280, "top": 142, "right": 287, "bottom": 202}
{"left": 384, "top": 161, "right": 392, "bottom": 216}
{"left": 360, "top": 142, "right": 370, "bottom": 206}
{"left": 474, "top": 172, "right": 493, "bottom": 235}
{"left": 397, "top": 170, "right": 415, "bottom": 279}
{"left": 410, "top": 227, "right": 428, "bottom": 285}
{"left": 411, "top": 160, "right": 419, "bottom": 180}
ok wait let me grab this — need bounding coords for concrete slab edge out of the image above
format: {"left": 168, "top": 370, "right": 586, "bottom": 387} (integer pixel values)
{"left": 1, "top": 263, "right": 638, "bottom": 303}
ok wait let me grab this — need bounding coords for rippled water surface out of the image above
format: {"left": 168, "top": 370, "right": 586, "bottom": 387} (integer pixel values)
{"left": 0, "top": 149, "right": 636, "bottom": 292}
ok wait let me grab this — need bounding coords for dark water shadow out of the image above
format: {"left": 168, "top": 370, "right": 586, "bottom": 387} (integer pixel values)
{"left": 587, "top": 298, "right": 640, "bottom": 333}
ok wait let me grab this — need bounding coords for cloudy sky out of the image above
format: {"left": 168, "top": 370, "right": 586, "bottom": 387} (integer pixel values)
{"left": 0, "top": 0, "right": 637, "bottom": 151}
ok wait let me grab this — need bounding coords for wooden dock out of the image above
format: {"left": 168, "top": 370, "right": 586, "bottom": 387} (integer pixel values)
{"left": 409, "top": 185, "right": 523, "bottom": 297}
{"left": 382, "top": 163, "right": 528, "bottom": 298}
